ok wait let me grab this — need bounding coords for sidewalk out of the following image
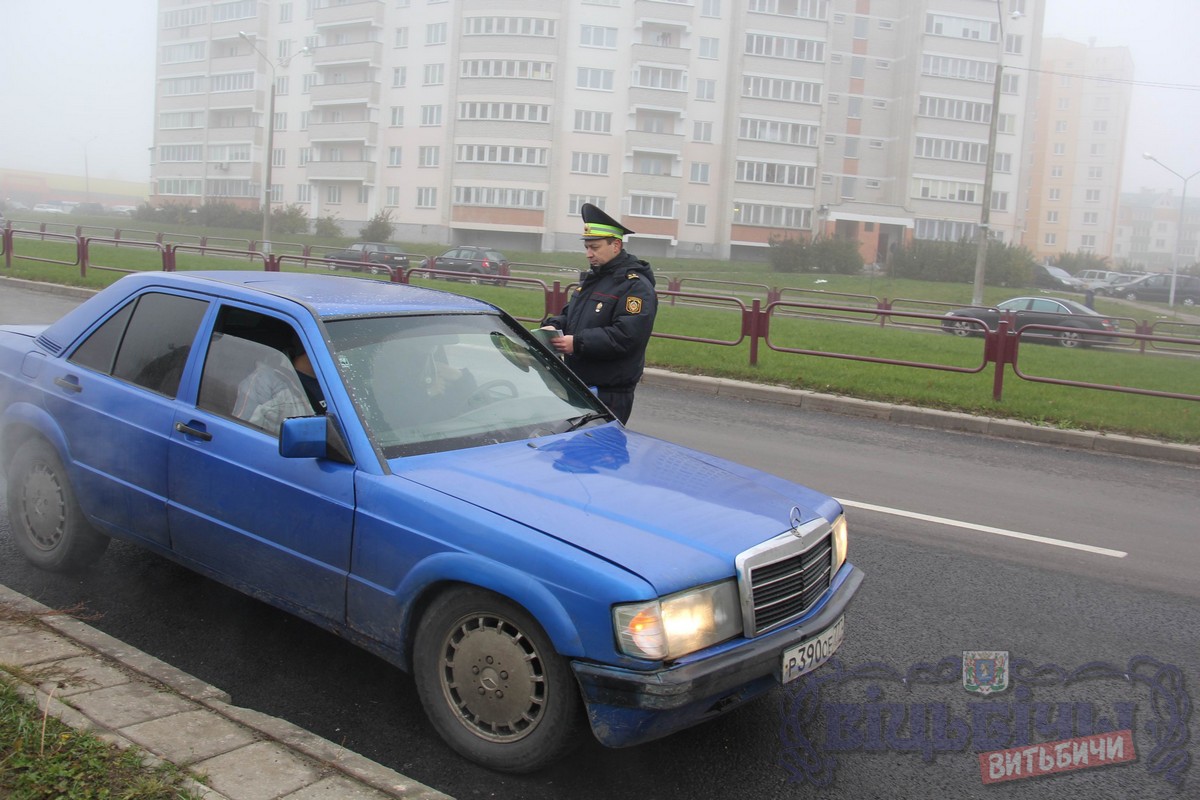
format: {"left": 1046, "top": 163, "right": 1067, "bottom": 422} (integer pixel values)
{"left": 0, "top": 584, "right": 452, "bottom": 800}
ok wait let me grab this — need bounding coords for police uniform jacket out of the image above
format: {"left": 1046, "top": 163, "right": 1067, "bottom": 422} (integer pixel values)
{"left": 544, "top": 249, "right": 657, "bottom": 391}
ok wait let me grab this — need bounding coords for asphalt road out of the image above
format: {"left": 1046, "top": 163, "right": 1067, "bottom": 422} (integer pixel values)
{"left": 1, "top": 282, "right": 1198, "bottom": 798}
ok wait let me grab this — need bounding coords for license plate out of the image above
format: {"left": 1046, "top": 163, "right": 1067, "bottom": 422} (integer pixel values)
{"left": 781, "top": 615, "right": 845, "bottom": 684}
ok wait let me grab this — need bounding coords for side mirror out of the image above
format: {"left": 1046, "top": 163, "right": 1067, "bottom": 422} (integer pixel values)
{"left": 279, "top": 416, "right": 353, "bottom": 463}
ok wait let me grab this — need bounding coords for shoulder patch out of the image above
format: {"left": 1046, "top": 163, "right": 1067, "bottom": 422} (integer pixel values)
{"left": 627, "top": 272, "right": 640, "bottom": 280}
{"left": 625, "top": 296, "right": 643, "bottom": 315}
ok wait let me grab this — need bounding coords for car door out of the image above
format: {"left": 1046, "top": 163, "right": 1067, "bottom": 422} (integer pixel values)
{"left": 41, "top": 290, "right": 210, "bottom": 547}
{"left": 166, "top": 302, "right": 355, "bottom": 622}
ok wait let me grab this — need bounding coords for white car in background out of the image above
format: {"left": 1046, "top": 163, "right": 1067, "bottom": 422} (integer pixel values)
{"left": 32, "top": 203, "right": 69, "bottom": 215}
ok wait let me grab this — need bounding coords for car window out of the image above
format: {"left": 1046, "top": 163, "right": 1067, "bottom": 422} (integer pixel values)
{"left": 326, "top": 313, "right": 604, "bottom": 457}
{"left": 198, "top": 306, "right": 321, "bottom": 435}
{"left": 996, "top": 299, "right": 1027, "bottom": 311}
{"left": 69, "top": 292, "right": 208, "bottom": 398}
{"left": 1028, "top": 299, "right": 1064, "bottom": 313}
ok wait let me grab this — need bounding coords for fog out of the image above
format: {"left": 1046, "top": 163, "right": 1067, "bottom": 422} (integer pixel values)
{"left": 0, "top": 0, "right": 1195, "bottom": 192}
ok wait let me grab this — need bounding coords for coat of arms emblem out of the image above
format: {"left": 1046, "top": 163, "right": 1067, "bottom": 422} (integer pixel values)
{"left": 963, "top": 650, "right": 1009, "bottom": 695}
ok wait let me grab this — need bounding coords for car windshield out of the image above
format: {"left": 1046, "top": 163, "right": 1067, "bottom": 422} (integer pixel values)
{"left": 325, "top": 312, "right": 606, "bottom": 457}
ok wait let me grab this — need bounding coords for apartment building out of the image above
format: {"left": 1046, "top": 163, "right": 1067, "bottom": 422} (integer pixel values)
{"left": 1114, "top": 189, "right": 1200, "bottom": 272}
{"left": 1026, "top": 38, "right": 1133, "bottom": 263}
{"left": 151, "top": 0, "right": 1047, "bottom": 261}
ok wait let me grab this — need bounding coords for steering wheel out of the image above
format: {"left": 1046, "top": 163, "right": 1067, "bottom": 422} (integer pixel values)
{"left": 467, "top": 379, "right": 519, "bottom": 408}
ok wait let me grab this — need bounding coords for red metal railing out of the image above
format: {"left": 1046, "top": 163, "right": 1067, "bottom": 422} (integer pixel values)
{"left": 3, "top": 227, "right": 1198, "bottom": 406}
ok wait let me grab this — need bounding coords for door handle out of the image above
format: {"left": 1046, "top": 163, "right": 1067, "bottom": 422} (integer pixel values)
{"left": 54, "top": 376, "right": 83, "bottom": 393}
{"left": 174, "top": 421, "right": 213, "bottom": 441}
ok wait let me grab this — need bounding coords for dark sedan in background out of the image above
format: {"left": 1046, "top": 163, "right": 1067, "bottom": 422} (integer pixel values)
{"left": 942, "top": 296, "right": 1118, "bottom": 348}
{"left": 324, "top": 242, "right": 411, "bottom": 275}
{"left": 421, "top": 246, "right": 510, "bottom": 283}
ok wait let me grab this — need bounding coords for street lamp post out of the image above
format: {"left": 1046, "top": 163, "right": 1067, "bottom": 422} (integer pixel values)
{"left": 240, "top": 32, "right": 277, "bottom": 253}
{"left": 240, "top": 33, "right": 309, "bottom": 253}
{"left": 1142, "top": 153, "right": 1200, "bottom": 308}
{"left": 970, "top": 4, "right": 1020, "bottom": 307}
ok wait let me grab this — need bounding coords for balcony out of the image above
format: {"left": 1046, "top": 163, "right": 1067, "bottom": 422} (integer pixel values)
{"left": 207, "top": 89, "right": 260, "bottom": 111}
{"left": 305, "top": 160, "right": 376, "bottom": 182}
{"left": 629, "top": 85, "right": 688, "bottom": 110}
{"left": 307, "top": 119, "right": 378, "bottom": 143}
{"left": 313, "top": 0, "right": 384, "bottom": 27}
{"left": 313, "top": 40, "right": 383, "bottom": 68}
{"left": 309, "top": 81, "right": 380, "bottom": 105}
{"left": 204, "top": 126, "right": 262, "bottom": 144}
{"left": 626, "top": 129, "right": 684, "bottom": 150}
{"left": 631, "top": 43, "right": 691, "bottom": 66}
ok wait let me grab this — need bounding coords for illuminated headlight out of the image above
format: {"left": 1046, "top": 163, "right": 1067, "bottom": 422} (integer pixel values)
{"left": 613, "top": 580, "right": 742, "bottom": 661}
{"left": 832, "top": 514, "right": 848, "bottom": 574}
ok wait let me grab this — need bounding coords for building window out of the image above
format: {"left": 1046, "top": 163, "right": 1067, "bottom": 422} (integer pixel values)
{"left": 687, "top": 204, "right": 707, "bottom": 225}
{"left": 571, "top": 152, "right": 609, "bottom": 175}
{"left": 1086, "top": 189, "right": 1101, "bottom": 202}
{"left": 417, "top": 187, "right": 437, "bottom": 208}
{"left": 1044, "top": 233, "right": 1057, "bottom": 245}
{"left": 1088, "top": 166, "right": 1103, "bottom": 179}
{"left": 1051, "top": 165, "right": 1063, "bottom": 177}
{"left": 690, "top": 162, "right": 710, "bottom": 183}
{"left": 581, "top": 25, "right": 618, "bottom": 48}
{"left": 568, "top": 195, "right": 606, "bottom": 215}
{"left": 630, "top": 195, "right": 675, "bottom": 218}
{"left": 388, "top": 147, "right": 402, "bottom": 166}
{"left": 1049, "top": 188, "right": 1061, "bottom": 200}
{"left": 395, "top": 27, "right": 409, "bottom": 47}
{"left": 421, "top": 105, "right": 443, "bottom": 126}
{"left": 426, "top": 22, "right": 447, "bottom": 45}
{"left": 1080, "top": 235, "right": 1096, "bottom": 248}
{"left": 326, "top": 185, "right": 341, "bottom": 204}
{"left": 1046, "top": 211, "right": 1059, "bottom": 223}
{"left": 694, "top": 121, "right": 713, "bottom": 142}
{"left": 393, "top": 67, "right": 407, "bottom": 88}
{"left": 419, "top": 146, "right": 440, "bottom": 167}
{"left": 423, "top": 64, "right": 445, "bottom": 85}
{"left": 390, "top": 106, "right": 405, "bottom": 126}
{"left": 701, "top": 0, "right": 720, "bottom": 17}
{"left": 696, "top": 78, "right": 717, "bottom": 101}
{"left": 574, "top": 110, "right": 612, "bottom": 133}
{"left": 577, "top": 67, "right": 614, "bottom": 90}
{"left": 386, "top": 186, "right": 400, "bottom": 206}
{"left": 1083, "top": 212, "right": 1099, "bottom": 225}
{"left": 297, "top": 183, "right": 310, "bottom": 202}
{"left": 699, "top": 37, "right": 719, "bottom": 59}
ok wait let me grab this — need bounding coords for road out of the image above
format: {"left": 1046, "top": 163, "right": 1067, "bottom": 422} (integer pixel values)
{"left": 2, "top": 282, "right": 1198, "bottom": 798}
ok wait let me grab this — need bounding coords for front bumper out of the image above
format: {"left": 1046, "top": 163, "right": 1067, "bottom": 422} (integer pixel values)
{"left": 572, "top": 563, "right": 863, "bottom": 748}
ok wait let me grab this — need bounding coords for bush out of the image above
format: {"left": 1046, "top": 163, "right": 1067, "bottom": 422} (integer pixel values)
{"left": 270, "top": 204, "right": 311, "bottom": 235}
{"left": 891, "top": 239, "right": 1035, "bottom": 287}
{"left": 314, "top": 214, "right": 342, "bottom": 239}
{"left": 359, "top": 210, "right": 395, "bottom": 242}
{"left": 766, "top": 236, "right": 863, "bottom": 275}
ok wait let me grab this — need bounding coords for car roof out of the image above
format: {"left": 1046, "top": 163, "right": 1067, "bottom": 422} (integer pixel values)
{"left": 40, "top": 271, "right": 497, "bottom": 348}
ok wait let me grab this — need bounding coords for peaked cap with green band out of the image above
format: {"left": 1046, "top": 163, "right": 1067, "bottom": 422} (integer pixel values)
{"left": 581, "top": 202, "right": 636, "bottom": 241}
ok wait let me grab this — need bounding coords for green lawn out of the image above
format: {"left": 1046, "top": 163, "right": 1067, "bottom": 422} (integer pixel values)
{"left": 4, "top": 229, "right": 1199, "bottom": 444}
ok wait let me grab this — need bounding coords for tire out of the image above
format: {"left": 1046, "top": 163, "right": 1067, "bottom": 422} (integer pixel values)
{"left": 1057, "top": 328, "right": 1084, "bottom": 348}
{"left": 1124, "top": 291, "right": 1137, "bottom": 301}
{"left": 946, "top": 319, "right": 974, "bottom": 337}
{"left": 412, "top": 587, "right": 584, "bottom": 773}
{"left": 1183, "top": 297, "right": 1196, "bottom": 308}
{"left": 6, "top": 439, "right": 109, "bottom": 572}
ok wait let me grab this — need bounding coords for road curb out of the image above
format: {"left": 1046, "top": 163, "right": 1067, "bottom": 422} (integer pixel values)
{"left": 641, "top": 368, "right": 1200, "bottom": 466}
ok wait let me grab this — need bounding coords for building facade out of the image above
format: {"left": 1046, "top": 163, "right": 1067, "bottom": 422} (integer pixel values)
{"left": 1026, "top": 38, "right": 1133, "bottom": 263}
{"left": 151, "top": 0, "right": 1051, "bottom": 261}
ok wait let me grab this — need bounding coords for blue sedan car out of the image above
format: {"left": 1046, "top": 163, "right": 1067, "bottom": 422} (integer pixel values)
{"left": 0, "top": 271, "right": 862, "bottom": 772}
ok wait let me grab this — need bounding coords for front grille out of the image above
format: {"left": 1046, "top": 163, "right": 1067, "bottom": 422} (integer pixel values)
{"left": 737, "top": 520, "right": 834, "bottom": 636}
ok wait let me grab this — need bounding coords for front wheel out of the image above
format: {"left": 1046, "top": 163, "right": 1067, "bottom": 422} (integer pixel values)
{"left": 412, "top": 587, "right": 583, "bottom": 773}
{"left": 6, "top": 439, "right": 109, "bottom": 572}
{"left": 1182, "top": 297, "right": 1196, "bottom": 308}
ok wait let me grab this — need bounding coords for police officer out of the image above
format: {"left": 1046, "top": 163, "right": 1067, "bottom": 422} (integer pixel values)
{"left": 542, "top": 204, "right": 657, "bottom": 424}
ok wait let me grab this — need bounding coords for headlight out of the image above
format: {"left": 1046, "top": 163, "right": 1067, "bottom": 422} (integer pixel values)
{"left": 613, "top": 580, "right": 742, "bottom": 660}
{"left": 832, "top": 513, "right": 848, "bottom": 574}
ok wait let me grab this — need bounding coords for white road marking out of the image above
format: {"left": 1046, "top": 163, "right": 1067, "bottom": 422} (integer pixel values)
{"left": 837, "top": 498, "right": 1128, "bottom": 559}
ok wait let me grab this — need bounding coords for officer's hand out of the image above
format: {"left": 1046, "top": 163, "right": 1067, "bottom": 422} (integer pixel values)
{"left": 553, "top": 334, "right": 575, "bottom": 355}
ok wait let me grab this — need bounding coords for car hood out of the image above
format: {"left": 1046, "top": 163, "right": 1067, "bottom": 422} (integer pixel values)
{"left": 389, "top": 425, "right": 841, "bottom": 594}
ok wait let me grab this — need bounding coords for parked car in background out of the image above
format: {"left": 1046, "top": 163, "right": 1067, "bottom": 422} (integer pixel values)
{"left": 0, "top": 271, "right": 861, "bottom": 773}
{"left": 1032, "top": 263, "right": 1085, "bottom": 292}
{"left": 32, "top": 203, "right": 69, "bottom": 215}
{"left": 324, "top": 242, "right": 411, "bottom": 275}
{"left": 422, "top": 246, "right": 510, "bottom": 283}
{"left": 1114, "top": 272, "right": 1200, "bottom": 307}
{"left": 942, "top": 296, "right": 1118, "bottom": 347}
{"left": 1077, "top": 269, "right": 1125, "bottom": 290}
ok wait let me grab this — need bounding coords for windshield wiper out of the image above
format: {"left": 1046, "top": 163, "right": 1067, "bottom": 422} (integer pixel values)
{"left": 564, "top": 412, "right": 608, "bottom": 432}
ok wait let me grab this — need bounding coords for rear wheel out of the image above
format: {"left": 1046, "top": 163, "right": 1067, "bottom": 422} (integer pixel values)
{"left": 1124, "top": 291, "right": 1138, "bottom": 301}
{"left": 1058, "top": 328, "right": 1084, "bottom": 348}
{"left": 412, "top": 587, "right": 583, "bottom": 773}
{"left": 947, "top": 319, "right": 974, "bottom": 336}
{"left": 1183, "top": 297, "right": 1196, "bottom": 307}
{"left": 7, "top": 439, "right": 109, "bottom": 572}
